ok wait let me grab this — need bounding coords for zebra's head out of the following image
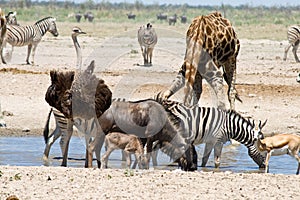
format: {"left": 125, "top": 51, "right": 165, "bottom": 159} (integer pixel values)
{"left": 252, "top": 119, "right": 267, "bottom": 141}
{"left": 48, "top": 17, "right": 59, "bottom": 37}
{"left": 5, "top": 11, "right": 18, "bottom": 25}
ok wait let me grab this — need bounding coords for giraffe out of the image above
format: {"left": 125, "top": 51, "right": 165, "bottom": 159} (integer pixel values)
{"left": 160, "top": 11, "right": 241, "bottom": 110}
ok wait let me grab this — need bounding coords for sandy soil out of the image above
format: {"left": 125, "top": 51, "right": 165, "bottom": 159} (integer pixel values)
{"left": 0, "top": 30, "right": 300, "bottom": 199}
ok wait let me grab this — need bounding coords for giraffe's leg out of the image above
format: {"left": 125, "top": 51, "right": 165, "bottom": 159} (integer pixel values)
{"left": 26, "top": 44, "right": 32, "bottom": 65}
{"left": 283, "top": 43, "right": 292, "bottom": 61}
{"left": 205, "top": 61, "right": 226, "bottom": 109}
{"left": 292, "top": 42, "right": 299, "bottom": 62}
{"left": 192, "top": 70, "right": 203, "bottom": 105}
{"left": 223, "top": 61, "right": 239, "bottom": 110}
{"left": 184, "top": 62, "right": 197, "bottom": 106}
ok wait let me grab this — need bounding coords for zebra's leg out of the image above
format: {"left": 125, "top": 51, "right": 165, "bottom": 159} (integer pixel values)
{"left": 123, "top": 150, "right": 132, "bottom": 168}
{"left": 43, "top": 127, "right": 62, "bottom": 165}
{"left": 148, "top": 47, "right": 153, "bottom": 65}
{"left": 292, "top": 42, "right": 300, "bottom": 62}
{"left": 213, "top": 141, "right": 224, "bottom": 168}
{"left": 61, "top": 119, "right": 73, "bottom": 167}
{"left": 31, "top": 44, "right": 38, "bottom": 65}
{"left": 201, "top": 142, "right": 214, "bottom": 167}
{"left": 283, "top": 43, "right": 292, "bottom": 61}
{"left": 26, "top": 44, "right": 32, "bottom": 65}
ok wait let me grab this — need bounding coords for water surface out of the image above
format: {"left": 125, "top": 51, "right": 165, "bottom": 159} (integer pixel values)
{"left": 0, "top": 136, "right": 298, "bottom": 175}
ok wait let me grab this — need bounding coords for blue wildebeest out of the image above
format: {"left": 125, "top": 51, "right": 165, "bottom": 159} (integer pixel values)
{"left": 127, "top": 12, "right": 136, "bottom": 20}
{"left": 86, "top": 99, "right": 197, "bottom": 171}
{"left": 168, "top": 14, "right": 177, "bottom": 25}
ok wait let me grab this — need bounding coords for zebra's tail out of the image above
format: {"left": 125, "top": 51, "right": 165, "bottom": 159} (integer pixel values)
{"left": 43, "top": 108, "right": 53, "bottom": 144}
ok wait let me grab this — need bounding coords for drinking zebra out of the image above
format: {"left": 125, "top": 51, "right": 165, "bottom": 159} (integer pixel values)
{"left": 283, "top": 25, "right": 300, "bottom": 62}
{"left": 159, "top": 99, "right": 266, "bottom": 169}
{"left": 3, "top": 16, "right": 58, "bottom": 65}
{"left": 137, "top": 23, "right": 157, "bottom": 66}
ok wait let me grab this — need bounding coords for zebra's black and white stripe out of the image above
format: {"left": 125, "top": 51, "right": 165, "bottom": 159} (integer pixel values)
{"left": 161, "top": 100, "right": 266, "bottom": 168}
{"left": 4, "top": 16, "right": 58, "bottom": 64}
{"left": 283, "top": 25, "right": 300, "bottom": 62}
{"left": 137, "top": 23, "right": 157, "bottom": 65}
{"left": 43, "top": 108, "right": 99, "bottom": 167}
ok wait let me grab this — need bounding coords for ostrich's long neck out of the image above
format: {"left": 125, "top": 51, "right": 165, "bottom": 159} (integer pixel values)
{"left": 72, "top": 34, "right": 82, "bottom": 70}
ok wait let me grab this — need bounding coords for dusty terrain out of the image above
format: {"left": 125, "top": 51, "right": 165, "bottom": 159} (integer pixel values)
{"left": 0, "top": 25, "right": 300, "bottom": 199}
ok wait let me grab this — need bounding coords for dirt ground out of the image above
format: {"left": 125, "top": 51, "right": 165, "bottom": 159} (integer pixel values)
{"left": 0, "top": 32, "right": 299, "bottom": 136}
{"left": 0, "top": 24, "right": 300, "bottom": 199}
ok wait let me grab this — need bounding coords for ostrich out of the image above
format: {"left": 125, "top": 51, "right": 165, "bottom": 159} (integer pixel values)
{"left": 71, "top": 26, "right": 86, "bottom": 70}
{"left": 44, "top": 27, "right": 112, "bottom": 168}
{"left": 43, "top": 27, "right": 86, "bottom": 166}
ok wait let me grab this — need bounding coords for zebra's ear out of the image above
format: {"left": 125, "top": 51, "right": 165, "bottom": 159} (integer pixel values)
{"left": 13, "top": 11, "right": 17, "bottom": 16}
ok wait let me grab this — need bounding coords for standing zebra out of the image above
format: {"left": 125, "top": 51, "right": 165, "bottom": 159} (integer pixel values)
{"left": 283, "top": 25, "right": 300, "bottom": 62}
{"left": 137, "top": 23, "right": 157, "bottom": 66}
{"left": 159, "top": 99, "right": 266, "bottom": 169}
{"left": 3, "top": 16, "right": 58, "bottom": 65}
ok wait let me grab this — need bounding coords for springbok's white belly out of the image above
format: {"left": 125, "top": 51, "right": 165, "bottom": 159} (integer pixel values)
{"left": 270, "top": 145, "right": 289, "bottom": 156}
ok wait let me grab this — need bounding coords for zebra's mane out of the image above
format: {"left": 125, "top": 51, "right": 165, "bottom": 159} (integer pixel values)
{"left": 226, "top": 109, "right": 253, "bottom": 127}
{"left": 35, "top": 16, "right": 54, "bottom": 25}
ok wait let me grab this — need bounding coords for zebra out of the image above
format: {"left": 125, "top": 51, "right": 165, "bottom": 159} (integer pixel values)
{"left": 137, "top": 23, "right": 157, "bottom": 66}
{"left": 283, "top": 25, "right": 300, "bottom": 62}
{"left": 43, "top": 108, "right": 100, "bottom": 167}
{"left": 3, "top": 16, "right": 58, "bottom": 65}
{"left": 0, "top": 8, "right": 7, "bottom": 64}
{"left": 297, "top": 73, "right": 300, "bottom": 83}
{"left": 1, "top": 11, "right": 18, "bottom": 63}
{"left": 159, "top": 99, "right": 266, "bottom": 169}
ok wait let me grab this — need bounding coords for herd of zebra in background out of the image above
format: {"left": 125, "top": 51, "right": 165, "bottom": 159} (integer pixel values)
{"left": 0, "top": 8, "right": 299, "bottom": 172}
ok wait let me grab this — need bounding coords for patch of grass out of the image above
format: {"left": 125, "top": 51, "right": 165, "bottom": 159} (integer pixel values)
{"left": 124, "top": 169, "right": 134, "bottom": 177}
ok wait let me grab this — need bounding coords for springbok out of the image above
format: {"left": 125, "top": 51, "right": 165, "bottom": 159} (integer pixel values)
{"left": 254, "top": 120, "right": 300, "bottom": 174}
{"left": 102, "top": 131, "right": 148, "bottom": 169}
